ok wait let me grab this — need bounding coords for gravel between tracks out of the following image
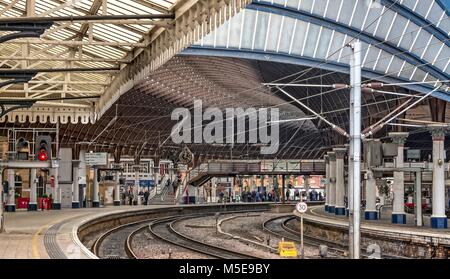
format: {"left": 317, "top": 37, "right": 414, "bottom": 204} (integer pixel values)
{"left": 131, "top": 227, "right": 211, "bottom": 259}
{"left": 173, "top": 212, "right": 320, "bottom": 259}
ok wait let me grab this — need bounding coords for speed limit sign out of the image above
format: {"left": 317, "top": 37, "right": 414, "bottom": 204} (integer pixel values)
{"left": 296, "top": 202, "right": 308, "bottom": 213}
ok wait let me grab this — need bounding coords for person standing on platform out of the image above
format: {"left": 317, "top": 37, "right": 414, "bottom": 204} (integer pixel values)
{"left": 144, "top": 189, "right": 150, "bottom": 205}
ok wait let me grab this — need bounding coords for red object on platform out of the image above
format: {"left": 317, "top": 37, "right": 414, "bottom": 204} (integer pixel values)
{"left": 405, "top": 202, "right": 427, "bottom": 209}
{"left": 38, "top": 198, "right": 52, "bottom": 210}
{"left": 17, "top": 197, "right": 30, "bottom": 209}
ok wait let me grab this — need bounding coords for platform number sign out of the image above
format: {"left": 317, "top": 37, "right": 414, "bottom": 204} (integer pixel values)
{"left": 296, "top": 202, "right": 307, "bottom": 214}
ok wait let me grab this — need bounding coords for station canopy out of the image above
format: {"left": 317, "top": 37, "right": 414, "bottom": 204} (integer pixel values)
{"left": 0, "top": 0, "right": 449, "bottom": 160}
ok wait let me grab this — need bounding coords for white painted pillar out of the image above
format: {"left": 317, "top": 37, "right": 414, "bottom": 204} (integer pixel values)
{"left": 429, "top": 124, "right": 448, "bottom": 229}
{"left": 328, "top": 151, "right": 336, "bottom": 213}
{"left": 93, "top": 167, "right": 100, "bottom": 207}
{"left": 364, "top": 140, "right": 378, "bottom": 220}
{"left": 364, "top": 170, "right": 377, "bottom": 220}
{"left": 114, "top": 169, "right": 120, "bottom": 206}
{"left": 324, "top": 155, "right": 330, "bottom": 212}
{"left": 6, "top": 169, "right": 15, "bottom": 212}
{"left": 334, "top": 148, "right": 346, "bottom": 215}
{"left": 50, "top": 167, "right": 61, "bottom": 210}
{"left": 79, "top": 150, "right": 87, "bottom": 207}
{"left": 134, "top": 169, "right": 140, "bottom": 205}
{"left": 72, "top": 161, "right": 80, "bottom": 208}
{"left": 28, "top": 168, "right": 38, "bottom": 211}
{"left": 389, "top": 132, "right": 408, "bottom": 224}
{"left": 211, "top": 177, "right": 217, "bottom": 203}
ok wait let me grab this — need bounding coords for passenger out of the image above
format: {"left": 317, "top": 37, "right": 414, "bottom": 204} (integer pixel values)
{"left": 285, "top": 190, "right": 290, "bottom": 202}
{"left": 144, "top": 190, "right": 150, "bottom": 205}
{"left": 128, "top": 191, "right": 133, "bottom": 206}
{"left": 256, "top": 191, "right": 260, "bottom": 202}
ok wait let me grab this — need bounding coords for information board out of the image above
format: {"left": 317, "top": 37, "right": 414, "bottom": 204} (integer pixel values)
{"left": 86, "top": 152, "right": 108, "bottom": 166}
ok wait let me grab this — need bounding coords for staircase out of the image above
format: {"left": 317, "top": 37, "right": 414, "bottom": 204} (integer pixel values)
{"left": 150, "top": 174, "right": 175, "bottom": 204}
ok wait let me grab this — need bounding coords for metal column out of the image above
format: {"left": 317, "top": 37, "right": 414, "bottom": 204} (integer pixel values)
{"left": 328, "top": 152, "right": 336, "bottom": 213}
{"left": 350, "top": 41, "right": 362, "bottom": 259}
{"left": 324, "top": 155, "right": 330, "bottom": 212}
{"left": 51, "top": 167, "right": 61, "bottom": 209}
{"left": 429, "top": 124, "right": 448, "bottom": 229}
{"left": 93, "top": 167, "right": 100, "bottom": 207}
{"left": 304, "top": 175, "right": 310, "bottom": 201}
{"left": 348, "top": 48, "right": 355, "bottom": 258}
{"left": 415, "top": 171, "right": 423, "bottom": 227}
{"left": 72, "top": 161, "right": 80, "bottom": 208}
{"left": 6, "top": 169, "right": 15, "bottom": 212}
{"left": 114, "top": 170, "right": 120, "bottom": 206}
{"left": 389, "top": 132, "right": 408, "bottom": 224}
{"left": 334, "top": 148, "right": 347, "bottom": 215}
{"left": 28, "top": 168, "right": 38, "bottom": 211}
{"left": 79, "top": 150, "right": 87, "bottom": 207}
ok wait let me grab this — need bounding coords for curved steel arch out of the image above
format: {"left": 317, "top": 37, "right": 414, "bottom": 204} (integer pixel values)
{"left": 182, "top": 47, "right": 450, "bottom": 101}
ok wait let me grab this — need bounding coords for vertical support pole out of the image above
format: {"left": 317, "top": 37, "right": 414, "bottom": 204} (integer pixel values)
{"left": 429, "top": 124, "right": 448, "bottom": 229}
{"left": 324, "top": 155, "right": 330, "bottom": 212}
{"left": 92, "top": 167, "right": 100, "bottom": 208}
{"left": 51, "top": 167, "right": 61, "bottom": 209}
{"left": 113, "top": 168, "right": 120, "bottom": 206}
{"left": 328, "top": 152, "right": 336, "bottom": 213}
{"left": 334, "top": 148, "right": 347, "bottom": 215}
{"left": 304, "top": 175, "right": 310, "bottom": 201}
{"left": 28, "top": 168, "right": 38, "bottom": 211}
{"left": 350, "top": 41, "right": 362, "bottom": 259}
{"left": 364, "top": 140, "right": 378, "bottom": 220}
{"left": 134, "top": 168, "right": 140, "bottom": 205}
{"left": 389, "top": 132, "right": 409, "bottom": 224}
{"left": 415, "top": 171, "right": 423, "bottom": 227}
{"left": 72, "top": 161, "right": 80, "bottom": 208}
{"left": 300, "top": 214, "right": 304, "bottom": 259}
{"left": 282, "top": 175, "right": 285, "bottom": 203}
{"left": 6, "top": 169, "right": 15, "bottom": 212}
{"left": 79, "top": 150, "right": 87, "bottom": 207}
{"left": 348, "top": 47, "right": 355, "bottom": 258}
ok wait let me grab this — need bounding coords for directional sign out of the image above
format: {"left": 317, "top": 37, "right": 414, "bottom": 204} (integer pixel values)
{"left": 85, "top": 152, "right": 108, "bottom": 166}
{"left": 296, "top": 202, "right": 308, "bottom": 214}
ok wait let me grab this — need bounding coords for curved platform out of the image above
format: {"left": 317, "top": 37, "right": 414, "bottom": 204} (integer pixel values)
{"left": 0, "top": 206, "right": 171, "bottom": 259}
{"left": 298, "top": 206, "right": 450, "bottom": 259}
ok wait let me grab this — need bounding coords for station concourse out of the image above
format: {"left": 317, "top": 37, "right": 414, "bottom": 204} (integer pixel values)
{"left": 0, "top": 0, "right": 449, "bottom": 259}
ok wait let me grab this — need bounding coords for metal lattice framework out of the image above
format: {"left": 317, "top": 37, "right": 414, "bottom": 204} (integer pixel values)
{"left": 0, "top": 0, "right": 252, "bottom": 123}
{"left": 0, "top": 0, "right": 449, "bottom": 160}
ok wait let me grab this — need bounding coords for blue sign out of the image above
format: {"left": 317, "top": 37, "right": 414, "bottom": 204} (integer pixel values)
{"left": 125, "top": 180, "right": 155, "bottom": 187}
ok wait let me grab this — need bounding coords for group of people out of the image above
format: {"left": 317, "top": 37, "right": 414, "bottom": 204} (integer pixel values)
{"left": 241, "top": 189, "right": 279, "bottom": 202}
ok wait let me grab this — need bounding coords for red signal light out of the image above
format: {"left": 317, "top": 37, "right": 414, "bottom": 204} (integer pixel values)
{"left": 38, "top": 149, "right": 48, "bottom": 161}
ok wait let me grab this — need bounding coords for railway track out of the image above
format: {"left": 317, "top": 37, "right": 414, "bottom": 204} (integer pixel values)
{"left": 92, "top": 219, "right": 153, "bottom": 259}
{"left": 148, "top": 214, "right": 263, "bottom": 259}
{"left": 263, "top": 215, "right": 348, "bottom": 257}
{"left": 93, "top": 210, "right": 267, "bottom": 259}
{"left": 264, "top": 215, "right": 412, "bottom": 259}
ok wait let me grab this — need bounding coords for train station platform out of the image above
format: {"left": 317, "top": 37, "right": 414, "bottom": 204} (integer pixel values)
{"left": 308, "top": 206, "right": 450, "bottom": 233}
{"left": 0, "top": 206, "right": 165, "bottom": 259}
{"left": 300, "top": 205, "right": 450, "bottom": 258}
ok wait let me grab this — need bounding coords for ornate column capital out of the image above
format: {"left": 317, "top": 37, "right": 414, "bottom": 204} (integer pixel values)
{"left": 428, "top": 124, "right": 448, "bottom": 141}
{"left": 388, "top": 132, "right": 409, "bottom": 145}
{"left": 324, "top": 154, "right": 329, "bottom": 164}
{"left": 333, "top": 147, "right": 347, "bottom": 159}
{"left": 327, "top": 151, "right": 336, "bottom": 161}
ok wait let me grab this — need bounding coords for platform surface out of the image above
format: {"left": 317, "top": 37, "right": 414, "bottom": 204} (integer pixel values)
{"left": 306, "top": 206, "right": 450, "bottom": 236}
{"left": 0, "top": 205, "right": 166, "bottom": 259}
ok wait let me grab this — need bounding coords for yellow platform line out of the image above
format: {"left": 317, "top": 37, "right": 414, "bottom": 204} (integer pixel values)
{"left": 31, "top": 221, "right": 55, "bottom": 259}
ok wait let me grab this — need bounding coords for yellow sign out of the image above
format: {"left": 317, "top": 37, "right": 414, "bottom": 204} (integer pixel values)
{"left": 278, "top": 241, "right": 298, "bottom": 257}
